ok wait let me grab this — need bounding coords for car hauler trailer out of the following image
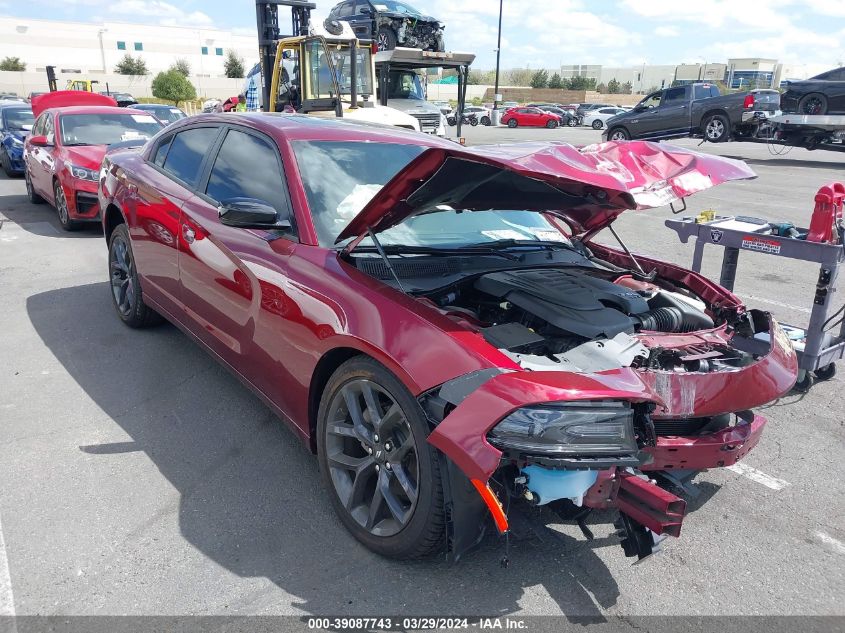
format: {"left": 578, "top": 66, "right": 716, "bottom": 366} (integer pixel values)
{"left": 374, "top": 47, "right": 475, "bottom": 138}
{"left": 741, "top": 112, "right": 845, "bottom": 152}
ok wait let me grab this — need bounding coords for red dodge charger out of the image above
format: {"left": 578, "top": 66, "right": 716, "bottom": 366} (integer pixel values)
{"left": 98, "top": 114, "right": 797, "bottom": 562}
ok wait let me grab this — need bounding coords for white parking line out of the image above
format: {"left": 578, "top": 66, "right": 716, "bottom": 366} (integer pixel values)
{"left": 0, "top": 508, "right": 15, "bottom": 619}
{"left": 815, "top": 531, "right": 845, "bottom": 555}
{"left": 726, "top": 463, "right": 790, "bottom": 490}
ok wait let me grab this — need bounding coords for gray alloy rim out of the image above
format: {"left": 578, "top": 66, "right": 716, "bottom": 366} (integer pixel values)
{"left": 377, "top": 32, "right": 391, "bottom": 51}
{"left": 110, "top": 236, "right": 136, "bottom": 317}
{"left": 592, "top": 120, "right": 603, "bottom": 129}
{"left": 802, "top": 96, "right": 824, "bottom": 115}
{"left": 55, "top": 184, "right": 69, "bottom": 224}
{"left": 610, "top": 129, "right": 627, "bottom": 140}
{"left": 325, "top": 379, "right": 419, "bottom": 537}
{"left": 706, "top": 118, "right": 725, "bottom": 140}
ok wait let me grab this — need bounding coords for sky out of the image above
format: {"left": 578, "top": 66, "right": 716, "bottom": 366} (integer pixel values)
{"left": 6, "top": 0, "right": 845, "bottom": 71}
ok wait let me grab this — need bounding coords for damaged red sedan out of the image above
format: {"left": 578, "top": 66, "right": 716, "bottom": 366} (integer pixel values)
{"left": 98, "top": 114, "right": 797, "bottom": 562}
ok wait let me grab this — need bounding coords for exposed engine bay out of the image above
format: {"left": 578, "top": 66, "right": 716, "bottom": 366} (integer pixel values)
{"left": 418, "top": 264, "right": 755, "bottom": 375}
{"left": 377, "top": 15, "right": 445, "bottom": 51}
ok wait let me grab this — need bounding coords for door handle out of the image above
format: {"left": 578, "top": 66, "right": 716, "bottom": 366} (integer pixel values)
{"left": 182, "top": 225, "right": 195, "bottom": 244}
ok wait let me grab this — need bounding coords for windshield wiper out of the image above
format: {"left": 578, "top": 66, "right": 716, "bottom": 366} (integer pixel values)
{"left": 63, "top": 142, "right": 92, "bottom": 146}
{"left": 462, "top": 238, "right": 582, "bottom": 254}
{"left": 351, "top": 244, "right": 521, "bottom": 261}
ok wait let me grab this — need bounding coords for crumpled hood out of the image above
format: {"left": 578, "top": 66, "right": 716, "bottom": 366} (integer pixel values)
{"left": 382, "top": 11, "right": 439, "bottom": 23}
{"left": 65, "top": 145, "right": 108, "bottom": 170}
{"left": 335, "top": 140, "right": 756, "bottom": 243}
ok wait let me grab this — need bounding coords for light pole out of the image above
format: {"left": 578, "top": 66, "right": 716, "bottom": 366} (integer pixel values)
{"left": 493, "top": 0, "right": 503, "bottom": 111}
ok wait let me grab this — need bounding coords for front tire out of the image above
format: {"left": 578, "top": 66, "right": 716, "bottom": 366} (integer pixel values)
{"left": 25, "top": 168, "right": 43, "bottom": 204}
{"left": 317, "top": 357, "right": 445, "bottom": 559}
{"left": 592, "top": 119, "right": 604, "bottom": 130}
{"left": 376, "top": 27, "right": 397, "bottom": 51}
{"left": 108, "top": 224, "right": 163, "bottom": 328}
{"left": 798, "top": 93, "right": 828, "bottom": 116}
{"left": 703, "top": 113, "right": 730, "bottom": 142}
{"left": 507, "top": 118, "right": 518, "bottom": 128}
{"left": 1, "top": 149, "right": 14, "bottom": 177}
{"left": 608, "top": 127, "right": 630, "bottom": 141}
{"left": 546, "top": 119, "right": 558, "bottom": 129}
{"left": 54, "top": 180, "right": 79, "bottom": 231}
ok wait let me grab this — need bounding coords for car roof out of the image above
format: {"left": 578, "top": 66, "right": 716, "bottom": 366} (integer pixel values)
{"left": 168, "top": 113, "right": 453, "bottom": 148}
{"left": 0, "top": 102, "right": 30, "bottom": 109}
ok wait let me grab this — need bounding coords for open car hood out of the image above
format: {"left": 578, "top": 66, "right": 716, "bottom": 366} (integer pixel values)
{"left": 31, "top": 91, "right": 117, "bottom": 118}
{"left": 335, "top": 141, "right": 755, "bottom": 243}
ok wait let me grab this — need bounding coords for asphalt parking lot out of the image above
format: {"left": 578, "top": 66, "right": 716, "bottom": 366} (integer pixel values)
{"left": 0, "top": 125, "right": 843, "bottom": 622}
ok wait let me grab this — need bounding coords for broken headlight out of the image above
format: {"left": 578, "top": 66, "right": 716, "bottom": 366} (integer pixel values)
{"left": 488, "top": 401, "right": 637, "bottom": 455}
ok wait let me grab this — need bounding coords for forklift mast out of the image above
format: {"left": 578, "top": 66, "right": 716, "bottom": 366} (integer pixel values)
{"left": 255, "top": 0, "right": 316, "bottom": 112}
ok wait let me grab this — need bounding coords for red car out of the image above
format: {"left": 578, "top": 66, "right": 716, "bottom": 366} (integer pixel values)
{"left": 24, "top": 91, "right": 162, "bottom": 231}
{"left": 501, "top": 106, "right": 562, "bottom": 129}
{"left": 98, "top": 114, "right": 797, "bottom": 562}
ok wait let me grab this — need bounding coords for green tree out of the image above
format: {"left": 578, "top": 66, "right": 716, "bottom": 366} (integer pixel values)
{"left": 607, "top": 78, "right": 621, "bottom": 94}
{"left": 621, "top": 81, "right": 633, "bottom": 94}
{"left": 548, "top": 72, "right": 563, "bottom": 89}
{"left": 171, "top": 58, "right": 191, "bottom": 77}
{"left": 569, "top": 76, "right": 596, "bottom": 90}
{"left": 0, "top": 57, "right": 26, "bottom": 71}
{"left": 596, "top": 82, "right": 608, "bottom": 93}
{"left": 114, "top": 54, "right": 148, "bottom": 76}
{"left": 224, "top": 50, "right": 245, "bottom": 78}
{"left": 151, "top": 70, "right": 197, "bottom": 106}
{"left": 506, "top": 68, "right": 535, "bottom": 87}
{"left": 530, "top": 69, "right": 549, "bottom": 89}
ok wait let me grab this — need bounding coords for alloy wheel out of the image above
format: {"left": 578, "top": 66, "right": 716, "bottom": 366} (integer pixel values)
{"left": 802, "top": 97, "right": 824, "bottom": 115}
{"left": 610, "top": 129, "right": 629, "bottom": 141}
{"left": 110, "top": 236, "right": 136, "bottom": 317}
{"left": 706, "top": 118, "right": 725, "bottom": 140}
{"left": 55, "top": 183, "right": 70, "bottom": 224}
{"left": 324, "top": 379, "right": 419, "bottom": 537}
{"left": 377, "top": 33, "right": 390, "bottom": 51}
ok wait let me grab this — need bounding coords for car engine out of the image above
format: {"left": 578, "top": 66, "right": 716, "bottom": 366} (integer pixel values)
{"left": 425, "top": 266, "right": 754, "bottom": 374}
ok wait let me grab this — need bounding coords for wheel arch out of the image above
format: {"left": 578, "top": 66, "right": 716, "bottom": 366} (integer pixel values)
{"left": 307, "top": 343, "right": 421, "bottom": 452}
{"left": 104, "top": 202, "right": 127, "bottom": 244}
{"left": 699, "top": 108, "right": 730, "bottom": 131}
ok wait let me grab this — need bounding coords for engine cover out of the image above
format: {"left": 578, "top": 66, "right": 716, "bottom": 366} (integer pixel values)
{"left": 475, "top": 268, "right": 649, "bottom": 338}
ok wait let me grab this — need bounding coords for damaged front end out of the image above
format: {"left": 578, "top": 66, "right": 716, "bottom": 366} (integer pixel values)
{"left": 423, "top": 301, "right": 795, "bottom": 561}
{"left": 378, "top": 14, "right": 445, "bottom": 51}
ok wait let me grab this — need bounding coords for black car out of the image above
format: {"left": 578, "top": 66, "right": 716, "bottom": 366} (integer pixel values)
{"left": 538, "top": 106, "right": 576, "bottom": 126}
{"left": 328, "top": 0, "right": 445, "bottom": 52}
{"left": 99, "top": 91, "right": 138, "bottom": 107}
{"left": 781, "top": 67, "right": 845, "bottom": 115}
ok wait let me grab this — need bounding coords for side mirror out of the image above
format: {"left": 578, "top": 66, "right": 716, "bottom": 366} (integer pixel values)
{"left": 29, "top": 135, "right": 50, "bottom": 147}
{"left": 218, "top": 198, "right": 292, "bottom": 230}
{"left": 359, "top": 7, "right": 373, "bottom": 15}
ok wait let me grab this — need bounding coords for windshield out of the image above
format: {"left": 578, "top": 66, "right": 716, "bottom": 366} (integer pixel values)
{"left": 59, "top": 113, "right": 162, "bottom": 146}
{"left": 148, "top": 107, "right": 186, "bottom": 124}
{"left": 305, "top": 40, "right": 374, "bottom": 100}
{"left": 294, "top": 140, "right": 569, "bottom": 248}
{"left": 374, "top": 1, "right": 422, "bottom": 16}
{"left": 388, "top": 72, "right": 425, "bottom": 100}
{"left": 3, "top": 108, "right": 34, "bottom": 131}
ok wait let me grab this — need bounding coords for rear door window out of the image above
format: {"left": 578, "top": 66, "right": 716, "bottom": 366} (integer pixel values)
{"left": 205, "top": 128, "right": 290, "bottom": 218}
{"left": 161, "top": 127, "right": 219, "bottom": 187}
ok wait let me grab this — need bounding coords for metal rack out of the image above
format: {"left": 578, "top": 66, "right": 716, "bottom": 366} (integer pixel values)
{"left": 665, "top": 216, "right": 845, "bottom": 390}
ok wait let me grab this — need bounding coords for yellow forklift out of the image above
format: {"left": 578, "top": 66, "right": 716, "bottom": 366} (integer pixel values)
{"left": 256, "top": 1, "right": 420, "bottom": 129}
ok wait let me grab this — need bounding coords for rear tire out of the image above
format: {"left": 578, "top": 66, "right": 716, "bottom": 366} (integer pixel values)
{"left": 507, "top": 119, "right": 518, "bottom": 128}
{"left": 25, "top": 168, "right": 43, "bottom": 204}
{"left": 317, "top": 356, "right": 445, "bottom": 559}
{"left": 592, "top": 119, "right": 604, "bottom": 130}
{"left": 54, "top": 180, "right": 79, "bottom": 231}
{"left": 567, "top": 117, "right": 577, "bottom": 127}
{"left": 480, "top": 115, "right": 491, "bottom": 126}
{"left": 703, "top": 113, "right": 730, "bottom": 142}
{"left": 108, "top": 224, "right": 163, "bottom": 328}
